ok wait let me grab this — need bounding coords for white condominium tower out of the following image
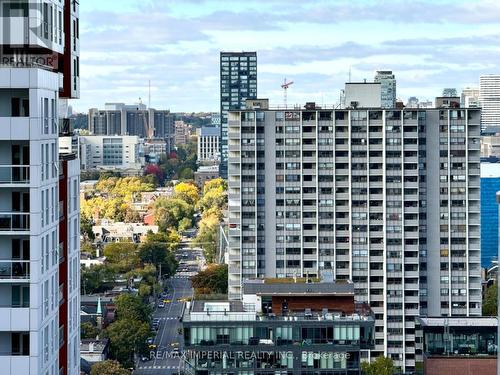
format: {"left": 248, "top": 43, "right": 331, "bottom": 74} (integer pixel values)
{"left": 480, "top": 74, "right": 500, "bottom": 127}
{"left": 227, "top": 102, "right": 482, "bottom": 372}
{"left": 0, "top": 0, "right": 80, "bottom": 374}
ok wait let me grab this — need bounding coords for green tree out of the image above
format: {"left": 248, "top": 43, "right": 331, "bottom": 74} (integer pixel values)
{"left": 179, "top": 217, "right": 192, "bottom": 232}
{"left": 90, "top": 360, "right": 130, "bottom": 375}
{"left": 483, "top": 283, "right": 498, "bottom": 316}
{"left": 81, "top": 216, "right": 95, "bottom": 241}
{"left": 115, "top": 294, "right": 151, "bottom": 323}
{"left": 191, "top": 264, "right": 228, "bottom": 295}
{"left": 105, "top": 318, "right": 150, "bottom": 367}
{"left": 361, "top": 356, "right": 396, "bottom": 375}
{"left": 81, "top": 264, "right": 116, "bottom": 294}
{"left": 193, "top": 212, "right": 219, "bottom": 262}
{"left": 103, "top": 242, "right": 139, "bottom": 273}
{"left": 81, "top": 322, "right": 100, "bottom": 339}
{"left": 138, "top": 241, "right": 178, "bottom": 277}
{"left": 153, "top": 197, "right": 194, "bottom": 231}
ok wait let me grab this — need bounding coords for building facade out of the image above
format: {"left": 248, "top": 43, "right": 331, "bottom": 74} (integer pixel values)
{"left": 226, "top": 104, "right": 482, "bottom": 372}
{"left": 197, "top": 127, "right": 220, "bottom": 163}
{"left": 182, "top": 280, "right": 375, "bottom": 375}
{"left": 88, "top": 103, "right": 175, "bottom": 152}
{"left": 0, "top": 0, "right": 80, "bottom": 373}
{"left": 174, "top": 120, "right": 191, "bottom": 146}
{"left": 416, "top": 317, "right": 497, "bottom": 375}
{"left": 374, "top": 71, "right": 396, "bottom": 108}
{"left": 219, "top": 52, "right": 257, "bottom": 179}
{"left": 461, "top": 87, "right": 480, "bottom": 108}
{"left": 480, "top": 75, "right": 500, "bottom": 127}
{"left": 480, "top": 163, "right": 500, "bottom": 267}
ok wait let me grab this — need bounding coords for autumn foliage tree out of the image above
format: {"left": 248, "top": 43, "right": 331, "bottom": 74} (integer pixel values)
{"left": 191, "top": 264, "right": 228, "bottom": 295}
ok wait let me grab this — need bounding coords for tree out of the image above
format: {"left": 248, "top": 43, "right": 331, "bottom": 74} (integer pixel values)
{"left": 178, "top": 167, "right": 194, "bottom": 180}
{"left": 81, "top": 264, "right": 116, "bottom": 294}
{"left": 81, "top": 216, "right": 95, "bottom": 241}
{"left": 144, "top": 164, "right": 164, "bottom": 183}
{"left": 197, "top": 186, "right": 227, "bottom": 214}
{"left": 174, "top": 182, "right": 199, "bottom": 205}
{"left": 203, "top": 177, "right": 227, "bottom": 195}
{"left": 191, "top": 264, "right": 228, "bottom": 295}
{"left": 193, "top": 212, "right": 219, "bottom": 262}
{"left": 105, "top": 318, "right": 150, "bottom": 367}
{"left": 90, "top": 360, "right": 130, "bottom": 375}
{"left": 361, "top": 356, "right": 396, "bottom": 375}
{"left": 153, "top": 197, "right": 194, "bottom": 231}
{"left": 138, "top": 241, "right": 178, "bottom": 277}
{"left": 115, "top": 294, "right": 151, "bottom": 323}
{"left": 178, "top": 217, "right": 192, "bottom": 232}
{"left": 483, "top": 283, "right": 497, "bottom": 316}
{"left": 103, "top": 242, "right": 139, "bottom": 273}
{"left": 81, "top": 322, "right": 100, "bottom": 339}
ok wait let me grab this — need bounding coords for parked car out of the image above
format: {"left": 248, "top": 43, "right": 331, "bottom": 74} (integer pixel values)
{"left": 158, "top": 301, "right": 165, "bottom": 308}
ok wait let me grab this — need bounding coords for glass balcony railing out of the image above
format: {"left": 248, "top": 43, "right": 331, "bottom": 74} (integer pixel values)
{"left": 0, "top": 166, "right": 30, "bottom": 184}
{"left": 0, "top": 261, "right": 30, "bottom": 280}
{"left": 0, "top": 213, "right": 30, "bottom": 231}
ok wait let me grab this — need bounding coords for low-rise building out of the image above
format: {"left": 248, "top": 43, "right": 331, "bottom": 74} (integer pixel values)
{"left": 181, "top": 279, "right": 374, "bottom": 375}
{"left": 92, "top": 221, "right": 159, "bottom": 243}
{"left": 80, "top": 339, "right": 110, "bottom": 364}
{"left": 60, "top": 135, "right": 145, "bottom": 172}
{"left": 416, "top": 317, "right": 497, "bottom": 375}
{"left": 195, "top": 165, "right": 219, "bottom": 187}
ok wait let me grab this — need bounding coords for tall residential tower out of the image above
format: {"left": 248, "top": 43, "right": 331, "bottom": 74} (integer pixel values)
{"left": 374, "top": 70, "right": 396, "bottom": 108}
{"left": 0, "top": 1, "right": 80, "bottom": 374}
{"left": 219, "top": 51, "right": 257, "bottom": 178}
{"left": 227, "top": 102, "right": 482, "bottom": 372}
{"left": 480, "top": 74, "right": 500, "bottom": 127}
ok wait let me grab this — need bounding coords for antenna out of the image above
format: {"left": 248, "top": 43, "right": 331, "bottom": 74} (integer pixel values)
{"left": 281, "top": 78, "right": 294, "bottom": 108}
{"left": 148, "top": 80, "right": 151, "bottom": 109}
{"left": 349, "top": 66, "right": 352, "bottom": 83}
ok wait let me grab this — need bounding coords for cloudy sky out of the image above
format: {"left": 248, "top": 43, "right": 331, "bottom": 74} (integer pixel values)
{"left": 74, "top": 0, "right": 500, "bottom": 113}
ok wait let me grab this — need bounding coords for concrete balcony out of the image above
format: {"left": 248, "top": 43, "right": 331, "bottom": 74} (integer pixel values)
{"left": 0, "top": 213, "right": 30, "bottom": 233}
{"left": 0, "top": 166, "right": 29, "bottom": 186}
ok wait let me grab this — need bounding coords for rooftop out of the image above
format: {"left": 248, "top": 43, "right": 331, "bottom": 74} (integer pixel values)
{"left": 80, "top": 339, "right": 109, "bottom": 354}
{"left": 243, "top": 278, "right": 354, "bottom": 296}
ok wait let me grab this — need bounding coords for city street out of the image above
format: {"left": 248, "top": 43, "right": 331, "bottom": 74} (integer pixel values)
{"left": 134, "top": 245, "right": 202, "bottom": 375}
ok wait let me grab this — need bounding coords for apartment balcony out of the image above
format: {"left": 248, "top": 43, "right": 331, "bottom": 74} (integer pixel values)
{"left": 0, "top": 261, "right": 30, "bottom": 282}
{"left": 0, "top": 166, "right": 29, "bottom": 186}
{"left": 0, "top": 213, "right": 29, "bottom": 233}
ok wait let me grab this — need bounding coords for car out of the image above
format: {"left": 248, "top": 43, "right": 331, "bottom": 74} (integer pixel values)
{"left": 146, "top": 337, "right": 154, "bottom": 345}
{"left": 170, "top": 342, "right": 179, "bottom": 347}
{"left": 140, "top": 355, "right": 150, "bottom": 362}
{"left": 160, "top": 291, "right": 169, "bottom": 298}
{"left": 148, "top": 343, "right": 157, "bottom": 350}
{"left": 172, "top": 347, "right": 180, "bottom": 355}
{"left": 163, "top": 299, "right": 171, "bottom": 304}
{"left": 158, "top": 301, "right": 165, "bottom": 308}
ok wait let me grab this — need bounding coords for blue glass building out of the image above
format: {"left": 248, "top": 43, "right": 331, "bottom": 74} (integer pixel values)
{"left": 481, "top": 166, "right": 500, "bottom": 266}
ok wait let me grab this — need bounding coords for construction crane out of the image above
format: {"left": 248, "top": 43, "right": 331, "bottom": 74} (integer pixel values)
{"left": 281, "top": 78, "right": 294, "bottom": 108}
{"left": 138, "top": 97, "right": 154, "bottom": 140}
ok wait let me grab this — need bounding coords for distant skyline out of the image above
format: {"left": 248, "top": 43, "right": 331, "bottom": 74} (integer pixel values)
{"left": 74, "top": 0, "right": 500, "bottom": 112}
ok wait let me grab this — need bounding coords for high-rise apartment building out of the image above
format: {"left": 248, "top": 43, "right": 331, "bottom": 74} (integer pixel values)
{"left": 197, "top": 126, "right": 220, "bottom": 163}
{"left": 88, "top": 103, "right": 175, "bottom": 152}
{"left": 227, "top": 103, "right": 482, "bottom": 372}
{"left": 0, "top": 0, "right": 80, "bottom": 374}
{"left": 480, "top": 75, "right": 500, "bottom": 127}
{"left": 374, "top": 71, "right": 396, "bottom": 108}
{"left": 219, "top": 51, "right": 257, "bottom": 178}
{"left": 461, "top": 87, "right": 480, "bottom": 108}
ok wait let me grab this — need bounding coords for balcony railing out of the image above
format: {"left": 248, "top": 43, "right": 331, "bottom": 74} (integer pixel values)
{"left": 0, "top": 166, "right": 30, "bottom": 184}
{"left": 0, "top": 213, "right": 30, "bottom": 231}
{"left": 0, "top": 261, "right": 30, "bottom": 280}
